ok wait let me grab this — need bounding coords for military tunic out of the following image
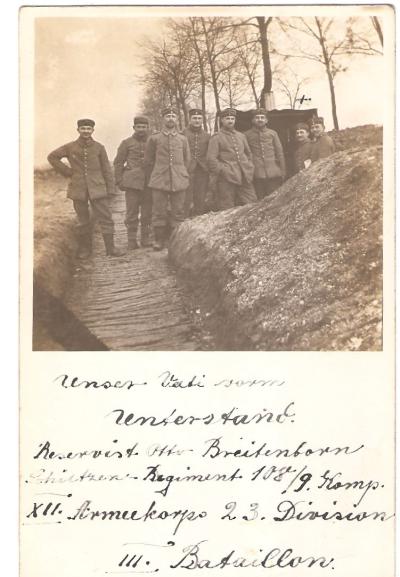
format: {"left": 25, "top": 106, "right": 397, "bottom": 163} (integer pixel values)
{"left": 292, "top": 140, "right": 313, "bottom": 175}
{"left": 144, "top": 130, "right": 190, "bottom": 229}
{"left": 114, "top": 133, "right": 148, "bottom": 191}
{"left": 182, "top": 126, "right": 210, "bottom": 216}
{"left": 114, "top": 133, "right": 152, "bottom": 236}
{"left": 206, "top": 127, "right": 256, "bottom": 211}
{"left": 47, "top": 136, "right": 114, "bottom": 235}
{"left": 311, "top": 133, "right": 336, "bottom": 162}
{"left": 48, "top": 137, "right": 114, "bottom": 200}
{"left": 245, "top": 126, "right": 286, "bottom": 199}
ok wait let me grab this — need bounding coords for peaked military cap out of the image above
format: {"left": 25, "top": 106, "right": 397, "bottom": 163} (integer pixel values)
{"left": 295, "top": 122, "right": 310, "bottom": 132}
{"left": 310, "top": 116, "right": 325, "bottom": 126}
{"left": 189, "top": 108, "right": 203, "bottom": 116}
{"left": 162, "top": 106, "right": 178, "bottom": 116}
{"left": 134, "top": 115, "right": 149, "bottom": 125}
{"left": 251, "top": 108, "right": 268, "bottom": 117}
{"left": 77, "top": 118, "right": 95, "bottom": 127}
{"left": 219, "top": 108, "right": 237, "bottom": 118}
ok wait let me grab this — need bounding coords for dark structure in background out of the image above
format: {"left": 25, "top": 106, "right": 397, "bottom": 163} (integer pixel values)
{"left": 235, "top": 108, "right": 318, "bottom": 176}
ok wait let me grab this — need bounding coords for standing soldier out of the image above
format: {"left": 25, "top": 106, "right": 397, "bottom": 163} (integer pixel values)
{"left": 47, "top": 118, "right": 124, "bottom": 258}
{"left": 207, "top": 108, "right": 256, "bottom": 211}
{"left": 145, "top": 106, "right": 190, "bottom": 251}
{"left": 310, "top": 116, "right": 336, "bottom": 162}
{"left": 245, "top": 108, "right": 286, "bottom": 199}
{"left": 114, "top": 116, "right": 152, "bottom": 249}
{"left": 292, "top": 122, "right": 313, "bottom": 175}
{"left": 182, "top": 108, "right": 210, "bottom": 217}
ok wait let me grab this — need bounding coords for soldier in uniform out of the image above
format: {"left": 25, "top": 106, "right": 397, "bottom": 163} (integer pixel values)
{"left": 244, "top": 108, "right": 286, "bottom": 199}
{"left": 292, "top": 122, "right": 313, "bottom": 175}
{"left": 310, "top": 116, "right": 336, "bottom": 162}
{"left": 114, "top": 115, "right": 152, "bottom": 249}
{"left": 47, "top": 118, "right": 124, "bottom": 257}
{"left": 206, "top": 108, "right": 256, "bottom": 211}
{"left": 144, "top": 106, "right": 190, "bottom": 251}
{"left": 182, "top": 108, "right": 210, "bottom": 217}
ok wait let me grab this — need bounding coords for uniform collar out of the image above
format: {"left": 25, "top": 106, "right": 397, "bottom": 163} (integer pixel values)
{"left": 162, "top": 129, "right": 178, "bottom": 136}
{"left": 221, "top": 127, "right": 236, "bottom": 134}
{"left": 77, "top": 136, "right": 94, "bottom": 146}
{"left": 188, "top": 125, "right": 202, "bottom": 133}
{"left": 133, "top": 132, "right": 147, "bottom": 141}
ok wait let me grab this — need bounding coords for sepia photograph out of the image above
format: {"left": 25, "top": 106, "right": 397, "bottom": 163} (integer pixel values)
{"left": 30, "top": 6, "right": 389, "bottom": 351}
{"left": 19, "top": 6, "right": 395, "bottom": 577}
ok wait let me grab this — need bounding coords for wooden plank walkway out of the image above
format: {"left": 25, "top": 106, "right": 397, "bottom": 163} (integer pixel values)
{"left": 65, "top": 194, "right": 199, "bottom": 350}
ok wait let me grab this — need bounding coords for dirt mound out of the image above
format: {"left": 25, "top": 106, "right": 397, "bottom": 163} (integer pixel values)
{"left": 329, "top": 124, "right": 382, "bottom": 152}
{"left": 169, "top": 132, "right": 383, "bottom": 350}
{"left": 33, "top": 169, "right": 79, "bottom": 349}
{"left": 34, "top": 169, "right": 78, "bottom": 297}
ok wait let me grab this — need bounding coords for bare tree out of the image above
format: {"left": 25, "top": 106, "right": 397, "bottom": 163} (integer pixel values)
{"left": 165, "top": 18, "right": 211, "bottom": 128}
{"left": 137, "top": 23, "right": 201, "bottom": 127}
{"left": 371, "top": 16, "right": 384, "bottom": 47}
{"left": 140, "top": 83, "right": 167, "bottom": 131}
{"left": 345, "top": 16, "right": 384, "bottom": 55}
{"left": 209, "top": 16, "right": 275, "bottom": 108}
{"left": 138, "top": 16, "right": 282, "bottom": 128}
{"left": 141, "top": 15, "right": 383, "bottom": 129}
{"left": 187, "top": 17, "right": 263, "bottom": 127}
{"left": 278, "top": 16, "right": 383, "bottom": 129}
{"left": 255, "top": 17, "right": 274, "bottom": 108}
{"left": 199, "top": 17, "right": 239, "bottom": 127}
{"left": 278, "top": 17, "right": 357, "bottom": 129}
{"left": 274, "top": 63, "right": 311, "bottom": 110}
{"left": 234, "top": 26, "right": 262, "bottom": 107}
{"left": 153, "top": 17, "right": 247, "bottom": 129}
{"left": 219, "top": 59, "right": 248, "bottom": 108}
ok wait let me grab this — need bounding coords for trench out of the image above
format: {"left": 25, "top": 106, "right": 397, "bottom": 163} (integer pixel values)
{"left": 35, "top": 192, "right": 204, "bottom": 351}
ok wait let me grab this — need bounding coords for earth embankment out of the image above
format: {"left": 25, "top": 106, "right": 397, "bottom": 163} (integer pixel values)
{"left": 169, "top": 126, "right": 383, "bottom": 351}
{"left": 33, "top": 169, "right": 78, "bottom": 349}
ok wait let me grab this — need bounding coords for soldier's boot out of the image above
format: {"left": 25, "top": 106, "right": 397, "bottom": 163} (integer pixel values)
{"left": 153, "top": 227, "right": 165, "bottom": 251}
{"left": 77, "top": 232, "right": 92, "bottom": 259}
{"left": 127, "top": 230, "right": 139, "bottom": 250}
{"left": 102, "top": 234, "right": 125, "bottom": 257}
{"left": 140, "top": 226, "right": 153, "bottom": 248}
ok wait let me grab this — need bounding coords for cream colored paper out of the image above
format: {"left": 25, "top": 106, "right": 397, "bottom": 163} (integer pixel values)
{"left": 20, "top": 4, "right": 395, "bottom": 577}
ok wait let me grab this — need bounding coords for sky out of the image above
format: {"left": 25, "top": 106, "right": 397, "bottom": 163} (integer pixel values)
{"left": 33, "top": 12, "right": 387, "bottom": 167}
{"left": 35, "top": 17, "right": 159, "bottom": 166}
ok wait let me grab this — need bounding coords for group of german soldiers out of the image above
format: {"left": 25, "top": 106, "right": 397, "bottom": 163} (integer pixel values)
{"left": 292, "top": 117, "right": 335, "bottom": 174}
{"left": 47, "top": 107, "right": 334, "bottom": 258}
